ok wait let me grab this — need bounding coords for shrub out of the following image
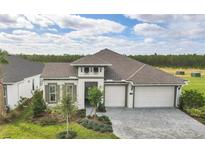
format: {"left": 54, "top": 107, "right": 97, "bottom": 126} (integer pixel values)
{"left": 15, "top": 97, "right": 29, "bottom": 111}
{"left": 56, "top": 130, "right": 77, "bottom": 139}
{"left": 97, "top": 103, "right": 106, "bottom": 112}
{"left": 98, "top": 115, "right": 112, "bottom": 125}
{"left": 185, "top": 108, "right": 205, "bottom": 118}
{"left": 179, "top": 90, "right": 205, "bottom": 110}
{"left": 76, "top": 109, "right": 86, "bottom": 118}
{"left": 32, "top": 90, "right": 46, "bottom": 117}
{"left": 78, "top": 118, "right": 113, "bottom": 133}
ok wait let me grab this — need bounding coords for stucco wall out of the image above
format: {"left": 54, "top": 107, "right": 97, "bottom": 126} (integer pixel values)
{"left": 127, "top": 83, "right": 134, "bottom": 108}
{"left": 43, "top": 78, "right": 104, "bottom": 109}
{"left": 43, "top": 79, "right": 78, "bottom": 106}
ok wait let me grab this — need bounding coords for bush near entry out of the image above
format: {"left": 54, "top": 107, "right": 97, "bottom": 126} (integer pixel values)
{"left": 179, "top": 90, "right": 205, "bottom": 110}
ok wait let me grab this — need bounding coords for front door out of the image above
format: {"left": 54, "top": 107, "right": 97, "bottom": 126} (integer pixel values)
{"left": 85, "top": 82, "right": 98, "bottom": 107}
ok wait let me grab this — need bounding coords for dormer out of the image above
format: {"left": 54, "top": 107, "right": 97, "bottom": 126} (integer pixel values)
{"left": 70, "top": 55, "right": 112, "bottom": 78}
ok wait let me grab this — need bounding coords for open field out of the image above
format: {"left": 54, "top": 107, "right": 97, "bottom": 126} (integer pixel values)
{"left": 159, "top": 67, "right": 205, "bottom": 96}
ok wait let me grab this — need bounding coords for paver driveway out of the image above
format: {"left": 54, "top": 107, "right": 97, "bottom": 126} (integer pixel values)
{"left": 103, "top": 108, "right": 205, "bottom": 139}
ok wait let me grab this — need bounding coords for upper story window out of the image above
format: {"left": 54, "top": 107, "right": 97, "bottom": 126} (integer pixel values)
{"left": 84, "top": 67, "right": 89, "bottom": 73}
{"left": 93, "top": 67, "right": 99, "bottom": 73}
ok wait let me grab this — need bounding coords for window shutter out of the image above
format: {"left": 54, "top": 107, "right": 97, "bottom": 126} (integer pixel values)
{"left": 57, "top": 85, "right": 60, "bottom": 103}
{"left": 73, "top": 84, "right": 77, "bottom": 102}
{"left": 45, "top": 85, "right": 49, "bottom": 103}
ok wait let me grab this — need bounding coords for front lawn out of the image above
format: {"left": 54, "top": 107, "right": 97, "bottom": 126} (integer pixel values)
{"left": 0, "top": 122, "right": 117, "bottom": 139}
{"left": 0, "top": 100, "right": 118, "bottom": 139}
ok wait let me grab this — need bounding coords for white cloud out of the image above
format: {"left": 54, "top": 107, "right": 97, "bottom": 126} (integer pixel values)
{"left": 1, "top": 14, "right": 205, "bottom": 55}
{"left": 24, "top": 15, "right": 54, "bottom": 27}
{"left": 127, "top": 14, "right": 205, "bottom": 43}
{"left": 134, "top": 23, "right": 165, "bottom": 37}
{"left": 144, "top": 38, "right": 154, "bottom": 43}
{"left": 44, "top": 14, "right": 125, "bottom": 35}
{"left": 0, "top": 15, "right": 33, "bottom": 29}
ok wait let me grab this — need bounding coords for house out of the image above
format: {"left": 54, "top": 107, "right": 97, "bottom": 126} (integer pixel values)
{"left": 2, "top": 55, "right": 44, "bottom": 108}
{"left": 41, "top": 49, "right": 185, "bottom": 109}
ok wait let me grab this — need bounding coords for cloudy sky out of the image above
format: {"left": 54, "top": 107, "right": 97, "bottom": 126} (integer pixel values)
{"left": 0, "top": 14, "right": 205, "bottom": 55}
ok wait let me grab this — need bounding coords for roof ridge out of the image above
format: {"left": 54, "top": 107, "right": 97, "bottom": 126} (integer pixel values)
{"left": 126, "top": 64, "right": 146, "bottom": 80}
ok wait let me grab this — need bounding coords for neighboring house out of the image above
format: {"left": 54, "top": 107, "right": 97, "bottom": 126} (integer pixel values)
{"left": 2, "top": 55, "right": 44, "bottom": 108}
{"left": 41, "top": 49, "right": 185, "bottom": 109}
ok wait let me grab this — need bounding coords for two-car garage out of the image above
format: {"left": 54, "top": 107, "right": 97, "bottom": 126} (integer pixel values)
{"left": 104, "top": 84, "right": 176, "bottom": 108}
{"left": 134, "top": 86, "right": 175, "bottom": 108}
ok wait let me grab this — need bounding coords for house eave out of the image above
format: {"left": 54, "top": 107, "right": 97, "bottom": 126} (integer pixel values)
{"left": 42, "top": 77, "right": 78, "bottom": 80}
{"left": 133, "top": 83, "right": 185, "bottom": 86}
{"left": 70, "top": 64, "right": 112, "bottom": 67}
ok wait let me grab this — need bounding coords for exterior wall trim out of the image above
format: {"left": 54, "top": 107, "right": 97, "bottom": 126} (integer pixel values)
{"left": 134, "top": 84, "right": 184, "bottom": 86}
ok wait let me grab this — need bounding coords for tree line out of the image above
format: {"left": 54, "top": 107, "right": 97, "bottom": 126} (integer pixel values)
{"left": 20, "top": 53, "right": 205, "bottom": 68}
{"left": 129, "top": 54, "right": 205, "bottom": 68}
{"left": 21, "top": 54, "right": 84, "bottom": 63}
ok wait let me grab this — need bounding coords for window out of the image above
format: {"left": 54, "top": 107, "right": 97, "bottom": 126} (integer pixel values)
{"left": 93, "top": 67, "right": 99, "bottom": 73}
{"left": 66, "top": 84, "right": 74, "bottom": 100}
{"left": 100, "top": 67, "right": 102, "bottom": 72}
{"left": 84, "top": 67, "right": 89, "bottom": 73}
{"left": 80, "top": 67, "right": 83, "bottom": 72}
{"left": 3, "top": 85, "right": 7, "bottom": 105}
{"left": 32, "top": 79, "right": 35, "bottom": 91}
{"left": 49, "top": 84, "right": 57, "bottom": 103}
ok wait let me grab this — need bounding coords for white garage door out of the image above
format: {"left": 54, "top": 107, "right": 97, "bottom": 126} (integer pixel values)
{"left": 105, "top": 85, "right": 126, "bottom": 107}
{"left": 134, "top": 86, "right": 175, "bottom": 108}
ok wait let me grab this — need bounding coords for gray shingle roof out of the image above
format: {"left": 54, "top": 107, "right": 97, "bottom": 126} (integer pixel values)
{"left": 42, "top": 48, "right": 184, "bottom": 85}
{"left": 71, "top": 55, "right": 111, "bottom": 66}
{"left": 41, "top": 63, "right": 77, "bottom": 78}
{"left": 95, "top": 49, "right": 184, "bottom": 84}
{"left": 2, "top": 55, "right": 44, "bottom": 83}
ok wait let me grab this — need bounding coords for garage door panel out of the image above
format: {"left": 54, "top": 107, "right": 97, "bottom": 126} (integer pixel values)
{"left": 134, "top": 86, "right": 175, "bottom": 108}
{"left": 105, "top": 86, "right": 126, "bottom": 107}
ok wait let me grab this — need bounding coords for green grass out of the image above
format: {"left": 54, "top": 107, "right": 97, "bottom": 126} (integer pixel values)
{"left": 0, "top": 123, "right": 118, "bottom": 139}
{"left": 159, "top": 67, "right": 205, "bottom": 96}
{"left": 0, "top": 105, "right": 118, "bottom": 139}
{"left": 183, "top": 77, "right": 205, "bottom": 96}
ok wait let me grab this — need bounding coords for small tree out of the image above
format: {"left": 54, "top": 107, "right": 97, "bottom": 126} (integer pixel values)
{"left": 32, "top": 90, "right": 46, "bottom": 117}
{"left": 0, "top": 50, "right": 8, "bottom": 117}
{"left": 88, "top": 86, "right": 103, "bottom": 118}
{"left": 60, "top": 94, "right": 77, "bottom": 135}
